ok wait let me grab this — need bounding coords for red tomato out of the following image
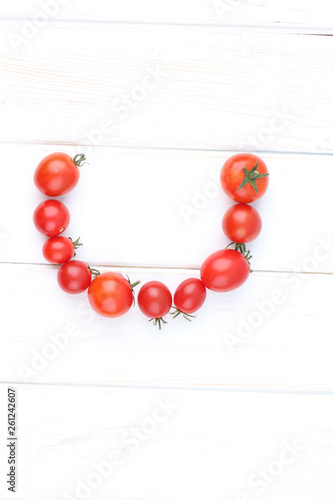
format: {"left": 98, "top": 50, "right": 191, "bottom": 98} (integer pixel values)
{"left": 34, "top": 152, "right": 86, "bottom": 197}
{"left": 57, "top": 260, "right": 92, "bottom": 294}
{"left": 220, "top": 154, "right": 269, "bottom": 203}
{"left": 222, "top": 203, "right": 262, "bottom": 243}
{"left": 88, "top": 272, "right": 137, "bottom": 318}
{"left": 173, "top": 278, "right": 206, "bottom": 319}
{"left": 138, "top": 281, "right": 172, "bottom": 329}
{"left": 200, "top": 249, "right": 250, "bottom": 292}
{"left": 33, "top": 200, "right": 70, "bottom": 237}
{"left": 42, "top": 236, "right": 82, "bottom": 264}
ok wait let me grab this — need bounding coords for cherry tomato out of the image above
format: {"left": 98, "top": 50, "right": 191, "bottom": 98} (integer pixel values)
{"left": 57, "top": 260, "right": 92, "bottom": 294}
{"left": 220, "top": 154, "right": 269, "bottom": 203}
{"left": 88, "top": 272, "right": 138, "bottom": 318}
{"left": 222, "top": 203, "right": 262, "bottom": 243}
{"left": 138, "top": 281, "right": 172, "bottom": 329}
{"left": 33, "top": 200, "right": 70, "bottom": 237}
{"left": 34, "top": 152, "right": 86, "bottom": 197}
{"left": 200, "top": 249, "right": 250, "bottom": 292}
{"left": 42, "top": 236, "right": 82, "bottom": 264}
{"left": 172, "top": 278, "right": 206, "bottom": 319}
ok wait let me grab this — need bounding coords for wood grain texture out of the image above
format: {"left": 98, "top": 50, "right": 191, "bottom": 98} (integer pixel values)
{"left": 1, "top": 144, "right": 333, "bottom": 273}
{"left": 1, "top": 24, "right": 333, "bottom": 152}
{"left": 0, "top": 384, "right": 332, "bottom": 500}
{"left": 1, "top": 0, "right": 333, "bottom": 28}
{"left": 1, "top": 263, "right": 333, "bottom": 391}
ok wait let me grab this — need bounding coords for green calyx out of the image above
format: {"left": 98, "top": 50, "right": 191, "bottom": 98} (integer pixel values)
{"left": 73, "top": 153, "right": 87, "bottom": 167}
{"left": 149, "top": 317, "right": 167, "bottom": 330}
{"left": 226, "top": 241, "right": 253, "bottom": 272}
{"left": 89, "top": 267, "right": 101, "bottom": 278}
{"left": 238, "top": 160, "right": 269, "bottom": 194}
{"left": 170, "top": 306, "right": 196, "bottom": 322}
{"left": 69, "top": 236, "right": 83, "bottom": 250}
{"left": 125, "top": 274, "right": 141, "bottom": 306}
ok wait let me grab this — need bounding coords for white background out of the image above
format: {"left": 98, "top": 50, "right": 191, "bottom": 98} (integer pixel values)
{"left": 1, "top": 1, "right": 333, "bottom": 499}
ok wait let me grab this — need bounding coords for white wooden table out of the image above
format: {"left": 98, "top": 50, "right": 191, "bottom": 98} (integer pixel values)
{"left": 1, "top": 1, "right": 333, "bottom": 499}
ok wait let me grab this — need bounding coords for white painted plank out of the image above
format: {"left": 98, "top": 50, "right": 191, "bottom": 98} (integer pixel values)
{"left": 0, "top": 384, "right": 332, "bottom": 499}
{"left": 0, "top": 24, "right": 333, "bottom": 152}
{"left": 1, "top": 0, "right": 333, "bottom": 28}
{"left": 1, "top": 144, "right": 333, "bottom": 274}
{"left": 1, "top": 263, "right": 333, "bottom": 391}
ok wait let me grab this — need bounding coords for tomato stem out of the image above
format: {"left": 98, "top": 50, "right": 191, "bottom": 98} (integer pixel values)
{"left": 69, "top": 236, "right": 83, "bottom": 249}
{"left": 226, "top": 241, "right": 253, "bottom": 272}
{"left": 125, "top": 275, "right": 141, "bottom": 306}
{"left": 237, "top": 160, "right": 269, "bottom": 194}
{"left": 73, "top": 153, "right": 87, "bottom": 167}
{"left": 89, "top": 267, "right": 101, "bottom": 278}
{"left": 170, "top": 307, "right": 197, "bottom": 321}
{"left": 149, "top": 317, "right": 167, "bottom": 330}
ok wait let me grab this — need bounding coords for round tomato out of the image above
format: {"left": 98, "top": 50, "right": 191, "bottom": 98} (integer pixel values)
{"left": 220, "top": 154, "right": 269, "bottom": 203}
{"left": 88, "top": 272, "right": 138, "bottom": 318}
{"left": 200, "top": 249, "right": 250, "bottom": 292}
{"left": 34, "top": 152, "right": 86, "bottom": 197}
{"left": 33, "top": 200, "right": 70, "bottom": 237}
{"left": 57, "top": 260, "right": 92, "bottom": 294}
{"left": 172, "top": 278, "right": 206, "bottom": 319}
{"left": 138, "top": 281, "right": 172, "bottom": 329}
{"left": 222, "top": 203, "right": 262, "bottom": 243}
{"left": 42, "top": 236, "right": 82, "bottom": 264}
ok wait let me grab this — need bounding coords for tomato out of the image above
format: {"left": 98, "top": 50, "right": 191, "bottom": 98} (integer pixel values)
{"left": 138, "top": 281, "right": 172, "bottom": 329}
{"left": 220, "top": 154, "right": 269, "bottom": 203}
{"left": 88, "top": 272, "right": 138, "bottom": 318}
{"left": 200, "top": 249, "right": 250, "bottom": 292}
{"left": 222, "top": 203, "right": 262, "bottom": 243}
{"left": 34, "top": 152, "right": 86, "bottom": 197}
{"left": 42, "top": 236, "right": 82, "bottom": 264}
{"left": 57, "top": 260, "right": 92, "bottom": 294}
{"left": 172, "top": 278, "right": 206, "bottom": 320}
{"left": 33, "top": 200, "right": 70, "bottom": 237}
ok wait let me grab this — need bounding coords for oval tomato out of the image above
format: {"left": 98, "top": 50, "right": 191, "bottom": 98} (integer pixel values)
{"left": 34, "top": 152, "right": 86, "bottom": 197}
{"left": 33, "top": 200, "right": 70, "bottom": 237}
{"left": 138, "top": 281, "right": 172, "bottom": 329}
{"left": 220, "top": 154, "right": 269, "bottom": 203}
{"left": 200, "top": 249, "right": 250, "bottom": 292}
{"left": 222, "top": 203, "right": 262, "bottom": 243}
{"left": 42, "top": 236, "right": 82, "bottom": 264}
{"left": 88, "top": 272, "right": 136, "bottom": 318}
{"left": 173, "top": 278, "right": 206, "bottom": 319}
{"left": 43, "top": 236, "right": 74, "bottom": 264}
{"left": 57, "top": 260, "right": 92, "bottom": 294}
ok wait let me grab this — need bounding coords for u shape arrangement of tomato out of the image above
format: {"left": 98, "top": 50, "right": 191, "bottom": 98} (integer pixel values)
{"left": 32, "top": 149, "right": 270, "bottom": 325}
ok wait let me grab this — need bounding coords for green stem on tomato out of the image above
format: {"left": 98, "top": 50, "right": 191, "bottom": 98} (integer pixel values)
{"left": 170, "top": 306, "right": 197, "bottom": 322}
{"left": 73, "top": 154, "right": 87, "bottom": 167}
{"left": 226, "top": 241, "right": 253, "bottom": 272}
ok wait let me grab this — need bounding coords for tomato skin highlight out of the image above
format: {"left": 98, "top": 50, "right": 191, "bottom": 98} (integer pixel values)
{"left": 222, "top": 203, "right": 262, "bottom": 243}
{"left": 138, "top": 281, "right": 172, "bottom": 319}
{"left": 200, "top": 249, "right": 250, "bottom": 292}
{"left": 42, "top": 236, "right": 75, "bottom": 264}
{"left": 34, "top": 152, "right": 80, "bottom": 197}
{"left": 33, "top": 200, "right": 70, "bottom": 237}
{"left": 88, "top": 272, "right": 133, "bottom": 318}
{"left": 174, "top": 278, "right": 206, "bottom": 314}
{"left": 57, "top": 260, "right": 92, "bottom": 294}
{"left": 220, "top": 154, "right": 269, "bottom": 203}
